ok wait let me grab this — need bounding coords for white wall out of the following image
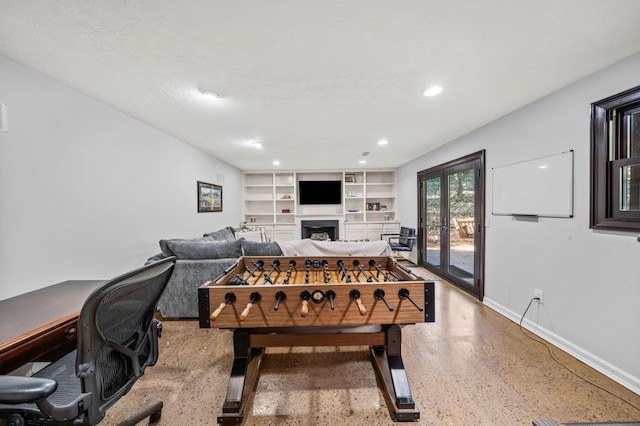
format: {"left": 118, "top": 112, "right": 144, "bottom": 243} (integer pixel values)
{"left": 0, "top": 55, "right": 242, "bottom": 300}
{"left": 398, "top": 52, "right": 640, "bottom": 394}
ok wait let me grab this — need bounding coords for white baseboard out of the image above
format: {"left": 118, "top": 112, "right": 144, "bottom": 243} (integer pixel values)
{"left": 483, "top": 297, "right": 640, "bottom": 396}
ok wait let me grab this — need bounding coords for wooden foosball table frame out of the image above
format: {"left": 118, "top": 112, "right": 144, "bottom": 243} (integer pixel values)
{"left": 198, "top": 256, "right": 435, "bottom": 423}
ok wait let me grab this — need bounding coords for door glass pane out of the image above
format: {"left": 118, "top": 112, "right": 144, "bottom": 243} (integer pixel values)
{"left": 425, "top": 176, "right": 441, "bottom": 267}
{"left": 621, "top": 164, "right": 640, "bottom": 211}
{"left": 448, "top": 169, "right": 475, "bottom": 284}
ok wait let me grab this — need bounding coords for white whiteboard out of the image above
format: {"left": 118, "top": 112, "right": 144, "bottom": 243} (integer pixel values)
{"left": 492, "top": 151, "right": 573, "bottom": 217}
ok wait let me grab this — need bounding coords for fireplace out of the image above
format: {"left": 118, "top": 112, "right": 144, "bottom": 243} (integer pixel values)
{"left": 301, "top": 220, "right": 339, "bottom": 241}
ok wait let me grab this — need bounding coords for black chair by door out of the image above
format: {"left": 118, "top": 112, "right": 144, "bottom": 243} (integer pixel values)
{"left": 381, "top": 226, "right": 417, "bottom": 260}
{"left": 0, "top": 256, "right": 175, "bottom": 426}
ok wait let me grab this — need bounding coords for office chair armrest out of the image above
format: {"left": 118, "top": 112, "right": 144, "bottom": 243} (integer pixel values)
{"left": 380, "top": 232, "right": 400, "bottom": 242}
{"left": 0, "top": 376, "right": 57, "bottom": 404}
{"left": 380, "top": 233, "right": 417, "bottom": 242}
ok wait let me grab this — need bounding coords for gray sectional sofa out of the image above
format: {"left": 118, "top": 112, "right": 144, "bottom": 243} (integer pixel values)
{"left": 146, "top": 227, "right": 282, "bottom": 318}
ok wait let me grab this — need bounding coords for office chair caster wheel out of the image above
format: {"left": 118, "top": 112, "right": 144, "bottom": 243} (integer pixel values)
{"left": 7, "top": 413, "right": 25, "bottom": 426}
{"left": 149, "top": 409, "right": 162, "bottom": 423}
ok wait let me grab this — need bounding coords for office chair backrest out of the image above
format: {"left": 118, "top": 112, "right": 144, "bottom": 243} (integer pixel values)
{"left": 76, "top": 257, "right": 175, "bottom": 425}
{"left": 398, "top": 227, "right": 416, "bottom": 251}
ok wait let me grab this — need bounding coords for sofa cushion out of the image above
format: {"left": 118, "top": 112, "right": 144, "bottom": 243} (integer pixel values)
{"left": 159, "top": 236, "right": 214, "bottom": 257}
{"left": 240, "top": 240, "right": 283, "bottom": 256}
{"left": 203, "top": 226, "right": 236, "bottom": 241}
{"left": 157, "top": 258, "right": 237, "bottom": 318}
{"left": 165, "top": 239, "right": 242, "bottom": 260}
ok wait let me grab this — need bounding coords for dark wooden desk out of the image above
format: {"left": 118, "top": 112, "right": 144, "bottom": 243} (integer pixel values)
{"left": 0, "top": 280, "right": 105, "bottom": 374}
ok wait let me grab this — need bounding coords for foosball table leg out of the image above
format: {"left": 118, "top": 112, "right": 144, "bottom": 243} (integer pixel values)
{"left": 218, "top": 330, "right": 265, "bottom": 424}
{"left": 370, "top": 325, "right": 420, "bottom": 422}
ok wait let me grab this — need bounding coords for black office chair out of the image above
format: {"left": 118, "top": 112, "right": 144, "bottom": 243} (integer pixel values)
{"left": 382, "top": 226, "right": 417, "bottom": 257}
{"left": 0, "top": 257, "right": 176, "bottom": 426}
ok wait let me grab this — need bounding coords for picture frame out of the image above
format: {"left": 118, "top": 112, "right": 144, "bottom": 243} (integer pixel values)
{"left": 345, "top": 173, "right": 356, "bottom": 183}
{"left": 197, "top": 181, "right": 223, "bottom": 213}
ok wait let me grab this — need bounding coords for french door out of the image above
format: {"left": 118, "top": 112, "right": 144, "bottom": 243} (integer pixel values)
{"left": 417, "top": 151, "right": 485, "bottom": 299}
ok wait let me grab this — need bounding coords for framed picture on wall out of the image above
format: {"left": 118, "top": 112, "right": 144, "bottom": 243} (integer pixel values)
{"left": 197, "top": 181, "right": 223, "bottom": 213}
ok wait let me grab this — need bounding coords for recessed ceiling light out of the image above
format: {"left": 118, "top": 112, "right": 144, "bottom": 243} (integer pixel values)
{"left": 242, "top": 139, "right": 264, "bottom": 149}
{"left": 378, "top": 139, "right": 388, "bottom": 146}
{"left": 273, "top": 160, "right": 280, "bottom": 166}
{"left": 359, "top": 159, "right": 367, "bottom": 164}
{"left": 423, "top": 86, "right": 443, "bottom": 97}
{"left": 201, "top": 89, "right": 221, "bottom": 99}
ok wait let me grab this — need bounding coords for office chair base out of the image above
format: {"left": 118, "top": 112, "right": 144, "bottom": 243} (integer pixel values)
{"left": 116, "top": 400, "right": 163, "bottom": 426}
{"left": 7, "top": 413, "right": 24, "bottom": 426}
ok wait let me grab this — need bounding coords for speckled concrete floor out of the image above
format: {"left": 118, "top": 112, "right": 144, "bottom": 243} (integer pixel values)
{"left": 104, "top": 269, "right": 640, "bottom": 425}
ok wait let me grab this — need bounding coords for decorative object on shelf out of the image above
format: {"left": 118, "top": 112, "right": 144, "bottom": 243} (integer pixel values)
{"left": 282, "top": 209, "right": 291, "bottom": 213}
{"left": 249, "top": 217, "right": 256, "bottom": 223}
{"left": 281, "top": 194, "right": 291, "bottom": 199}
{"left": 345, "top": 173, "right": 356, "bottom": 183}
{"left": 198, "top": 181, "right": 223, "bottom": 213}
{"left": 367, "top": 202, "right": 381, "bottom": 211}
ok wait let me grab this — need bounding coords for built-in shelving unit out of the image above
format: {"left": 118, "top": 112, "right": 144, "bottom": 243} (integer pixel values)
{"left": 274, "top": 172, "right": 296, "bottom": 225}
{"left": 243, "top": 170, "right": 399, "bottom": 241}
{"left": 243, "top": 173, "right": 275, "bottom": 225}
{"left": 343, "top": 170, "right": 397, "bottom": 222}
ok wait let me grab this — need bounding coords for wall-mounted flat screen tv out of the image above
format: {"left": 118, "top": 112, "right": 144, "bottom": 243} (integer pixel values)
{"left": 298, "top": 180, "right": 342, "bottom": 205}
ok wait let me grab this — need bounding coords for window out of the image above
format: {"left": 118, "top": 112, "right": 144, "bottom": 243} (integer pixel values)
{"left": 591, "top": 85, "right": 640, "bottom": 231}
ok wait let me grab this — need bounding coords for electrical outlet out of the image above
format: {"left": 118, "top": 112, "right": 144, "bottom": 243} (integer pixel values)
{"left": 534, "top": 289, "right": 544, "bottom": 305}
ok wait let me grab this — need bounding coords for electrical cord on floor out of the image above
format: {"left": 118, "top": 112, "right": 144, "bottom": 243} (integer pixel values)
{"left": 520, "top": 297, "right": 640, "bottom": 413}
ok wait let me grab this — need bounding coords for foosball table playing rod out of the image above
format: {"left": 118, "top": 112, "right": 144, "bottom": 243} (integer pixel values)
{"left": 206, "top": 286, "right": 424, "bottom": 323}
{"left": 229, "top": 258, "right": 411, "bottom": 287}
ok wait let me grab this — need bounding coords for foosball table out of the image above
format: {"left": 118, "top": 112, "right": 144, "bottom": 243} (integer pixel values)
{"left": 198, "top": 256, "right": 435, "bottom": 423}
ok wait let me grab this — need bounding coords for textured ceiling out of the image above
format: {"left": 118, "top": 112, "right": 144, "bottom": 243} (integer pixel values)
{"left": 1, "top": 1, "right": 640, "bottom": 170}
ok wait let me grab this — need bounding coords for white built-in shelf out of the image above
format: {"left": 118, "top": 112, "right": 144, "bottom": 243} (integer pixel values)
{"left": 243, "top": 170, "right": 397, "bottom": 235}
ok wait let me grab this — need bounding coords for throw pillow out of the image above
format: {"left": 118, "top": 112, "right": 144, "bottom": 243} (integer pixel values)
{"left": 234, "top": 230, "right": 262, "bottom": 242}
{"left": 203, "top": 226, "right": 236, "bottom": 241}
{"left": 159, "top": 236, "right": 214, "bottom": 257}
{"left": 165, "top": 239, "right": 243, "bottom": 260}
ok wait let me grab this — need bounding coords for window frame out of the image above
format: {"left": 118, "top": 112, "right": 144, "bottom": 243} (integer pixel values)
{"left": 590, "top": 84, "right": 640, "bottom": 231}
